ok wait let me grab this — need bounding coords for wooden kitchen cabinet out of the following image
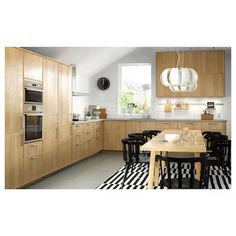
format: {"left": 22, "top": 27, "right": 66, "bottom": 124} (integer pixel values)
{"left": 23, "top": 153, "right": 43, "bottom": 184}
{"left": 104, "top": 121, "right": 126, "bottom": 150}
{"left": 23, "top": 141, "right": 43, "bottom": 185}
{"left": 93, "top": 122, "right": 103, "bottom": 153}
{"left": 201, "top": 121, "right": 226, "bottom": 134}
{"left": 57, "top": 126, "right": 72, "bottom": 169}
{"left": 5, "top": 48, "right": 24, "bottom": 188}
{"left": 24, "top": 51, "right": 43, "bottom": 82}
{"left": 72, "top": 124, "right": 85, "bottom": 162}
{"left": 178, "top": 121, "right": 201, "bottom": 130}
{"left": 43, "top": 58, "right": 59, "bottom": 175}
{"left": 140, "top": 121, "right": 157, "bottom": 131}
{"left": 201, "top": 51, "right": 225, "bottom": 97}
{"left": 58, "top": 64, "right": 72, "bottom": 126}
{"left": 156, "top": 51, "right": 225, "bottom": 97}
{"left": 156, "top": 52, "right": 180, "bottom": 97}
{"left": 125, "top": 121, "right": 141, "bottom": 136}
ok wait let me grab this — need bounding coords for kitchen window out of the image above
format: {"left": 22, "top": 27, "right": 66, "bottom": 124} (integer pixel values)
{"left": 118, "top": 63, "right": 151, "bottom": 115}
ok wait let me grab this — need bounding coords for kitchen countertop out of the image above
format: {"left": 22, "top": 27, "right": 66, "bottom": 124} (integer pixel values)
{"left": 72, "top": 118, "right": 227, "bottom": 125}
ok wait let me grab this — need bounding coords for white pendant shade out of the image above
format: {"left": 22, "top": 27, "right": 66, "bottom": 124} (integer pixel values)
{"left": 160, "top": 67, "right": 198, "bottom": 92}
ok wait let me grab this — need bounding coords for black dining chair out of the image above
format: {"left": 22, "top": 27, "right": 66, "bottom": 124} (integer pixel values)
{"left": 203, "top": 132, "right": 222, "bottom": 151}
{"left": 205, "top": 139, "right": 231, "bottom": 188}
{"left": 121, "top": 136, "right": 149, "bottom": 189}
{"left": 142, "top": 130, "right": 161, "bottom": 142}
{"left": 156, "top": 153, "right": 209, "bottom": 189}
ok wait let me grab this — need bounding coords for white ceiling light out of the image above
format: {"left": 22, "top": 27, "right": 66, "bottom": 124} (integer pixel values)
{"left": 160, "top": 50, "right": 198, "bottom": 92}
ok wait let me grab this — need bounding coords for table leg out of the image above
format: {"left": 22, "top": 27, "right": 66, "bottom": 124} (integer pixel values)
{"left": 195, "top": 152, "right": 201, "bottom": 180}
{"left": 148, "top": 151, "right": 156, "bottom": 189}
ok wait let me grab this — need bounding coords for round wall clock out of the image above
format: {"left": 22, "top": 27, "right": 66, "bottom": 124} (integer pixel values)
{"left": 97, "top": 77, "right": 110, "bottom": 90}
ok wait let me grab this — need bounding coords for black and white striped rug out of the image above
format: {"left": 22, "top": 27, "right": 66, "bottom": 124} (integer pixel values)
{"left": 96, "top": 163, "right": 231, "bottom": 189}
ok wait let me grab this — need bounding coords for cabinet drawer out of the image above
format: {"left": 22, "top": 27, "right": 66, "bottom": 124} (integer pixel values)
{"left": 201, "top": 122, "right": 225, "bottom": 130}
{"left": 73, "top": 133, "right": 84, "bottom": 143}
{"left": 84, "top": 123, "right": 93, "bottom": 130}
{"left": 178, "top": 122, "right": 201, "bottom": 130}
{"left": 24, "top": 141, "right": 42, "bottom": 157}
{"left": 23, "top": 153, "right": 43, "bottom": 184}
{"left": 72, "top": 124, "right": 84, "bottom": 134}
{"left": 156, "top": 122, "right": 178, "bottom": 130}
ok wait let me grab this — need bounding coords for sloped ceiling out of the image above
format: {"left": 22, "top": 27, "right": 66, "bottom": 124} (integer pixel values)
{"left": 24, "top": 47, "right": 136, "bottom": 77}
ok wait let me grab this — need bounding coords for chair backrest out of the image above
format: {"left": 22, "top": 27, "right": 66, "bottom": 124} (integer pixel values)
{"left": 210, "top": 135, "right": 228, "bottom": 154}
{"left": 142, "top": 130, "right": 161, "bottom": 142}
{"left": 156, "top": 153, "right": 209, "bottom": 189}
{"left": 205, "top": 132, "right": 223, "bottom": 150}
{"left": 214, "top": 139, "right": 231, "bottom": 166}
{"left": 121, "top": 137, "right": 146, "bottom": 163}
{"left": 128, "top": 133, "right": 145, "bottom": 139}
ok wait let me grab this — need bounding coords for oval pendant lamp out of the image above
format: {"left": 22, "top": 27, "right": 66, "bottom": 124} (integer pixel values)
{"left": 160, "top": 50, "right": 198, "bottom": 92}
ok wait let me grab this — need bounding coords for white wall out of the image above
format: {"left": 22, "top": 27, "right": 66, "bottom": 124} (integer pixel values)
{"left": 89, "top": 47, "right": 231, "bottom": 136}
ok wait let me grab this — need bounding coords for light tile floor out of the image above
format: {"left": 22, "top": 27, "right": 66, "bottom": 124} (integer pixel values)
{"left": 27, "top": 151, "right": 124, "bottom": 189}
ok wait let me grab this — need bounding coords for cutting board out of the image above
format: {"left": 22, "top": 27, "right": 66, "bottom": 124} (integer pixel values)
{"left": 98, "top": 108, "right": 107, "bottom": 119}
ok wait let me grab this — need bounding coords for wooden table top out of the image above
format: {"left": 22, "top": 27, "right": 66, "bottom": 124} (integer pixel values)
{"left": 140, "top": 129, "right": 206, "bottom": 153}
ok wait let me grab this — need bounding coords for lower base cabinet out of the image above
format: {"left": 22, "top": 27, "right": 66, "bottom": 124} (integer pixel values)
{"left": 23, "top": 153, "right": 43, "bottom": 184}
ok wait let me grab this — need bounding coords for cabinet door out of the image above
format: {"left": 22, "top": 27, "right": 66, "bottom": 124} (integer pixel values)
{"left": 23, "top": 153, "right": 43, "bottom": 184}
{"left": 156, "top": 52, "right": 180, "bottom": 97}
{"left": 5, "top": 48, "right": 24, "bottom": 188}
{"left": 156, "top": 122, "right": 178, "bottom": 130}
{"left": 5, "top": 133, "right": 24, "bottom": 188}
{"left": 58, "top": 64, "right": 72, "bottom": 126}
{"left": 72, "top": 142, "right": 84, "bottom": 162}
{"left": 140, "top": 121, "right": 158, "bottom": 131}
{"left": 104, "top": 121, "right": 126, "bottom": 150}
{"left": 125, "top": 121, "right": 141, "bottom": 137}
{"left": 57, "top": 126, "right": 72, "bottom": 169}
{"left": 5, "top": 47, "right": 24, "bottom": 134}
{"left": 201, "top": 51, "right": 225, "bottom": 97}
{"left": 43, "top": 128, "right": 58, "bottom": 175}
{"left": 43, "top": 58, "right": 58, "bottom": 128}
{"left": 24, "top": 51, "right": 42, "bottom": 82}
{"left": 94, "top": 122, "right": 103, "bottom": 152}
{"left": 180, "top": 51, "right": 202, "bottom": 97}
{"left": 178, "top": 122, "right": 201, "bottom": 130}
{"left": 201, "top": 121, "right": 226, "bottom": 134}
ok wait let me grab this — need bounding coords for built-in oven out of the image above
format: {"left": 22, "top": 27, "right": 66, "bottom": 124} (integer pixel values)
{"left": 24, "top": 80, "right": 43, "bottom": 104}
{"left": 24, "top": 113, "right": 43, "bottom": 143}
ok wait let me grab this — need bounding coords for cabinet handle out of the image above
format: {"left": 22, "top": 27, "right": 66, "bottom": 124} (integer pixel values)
{"left": 20, "top": 116, "right": 24, "bottom": 130}
{"left": 56, "top": 127, "right": 59, "bottom": 139}
{"left": 21, "top": 133, "right": 24, "bottom": 146}
{"left": 185, "top": 122, "right": 194, "bottom": 125}
{"left": 30, "top": 144, "right": 38, "bottom": 147}
{"left": 207, "top": 123, "right": 216, "bottom": 125}
{"left": 31, "top": 156, "right": 39, "bottom": 160}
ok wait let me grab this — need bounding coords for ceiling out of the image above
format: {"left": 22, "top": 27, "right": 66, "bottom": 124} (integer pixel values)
{"left": 24, "top": 47, "right": 230, "bottom": 78}
{"left": 24, "top": 47, "right": 137, "bottom": 77}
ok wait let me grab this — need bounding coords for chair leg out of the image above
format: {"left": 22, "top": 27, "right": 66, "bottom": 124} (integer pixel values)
{"left": 121, "top": 163, "right": 130, "bottom": 189}
{"left": 205, "top": 165, "right": 210, "bottom": 189}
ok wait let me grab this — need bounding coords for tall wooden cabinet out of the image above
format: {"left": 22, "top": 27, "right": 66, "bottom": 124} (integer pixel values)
{"left": 5, "top": 48, "right": 72, "bottom": 188}
{"left": 5, "top": 48, "right": 24, "bottom": 189}
{"left": 156, "top": 51, "right": 225, "bottom": 97}
{"left": 43, "top": 58, "right": 59, "bottom": 175}
{"left": 57, "top": 64, "right": 72, "bottom": 169}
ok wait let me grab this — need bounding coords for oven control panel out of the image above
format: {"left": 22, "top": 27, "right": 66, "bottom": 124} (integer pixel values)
{"left": 24, "top": 104, "right": 43, "bottom": 113}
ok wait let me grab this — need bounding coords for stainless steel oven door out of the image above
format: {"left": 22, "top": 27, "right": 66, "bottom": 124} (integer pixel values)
{"left": 24, "top": 113, "right": 43, "bottom": 143}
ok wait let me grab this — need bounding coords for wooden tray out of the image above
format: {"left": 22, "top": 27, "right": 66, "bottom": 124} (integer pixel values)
{"left": 201, "top": 114, "right": 214, "bottom": 120}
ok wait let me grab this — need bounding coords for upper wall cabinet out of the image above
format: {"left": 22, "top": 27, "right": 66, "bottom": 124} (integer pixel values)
{"left": 201, "top": 51, "right": 225, "bottom": 97}
{"left": 156, "top": 51, "right": 225, "bottom": 97}
{"left": 24, "top": 51, "right": 43, "bottom": 82}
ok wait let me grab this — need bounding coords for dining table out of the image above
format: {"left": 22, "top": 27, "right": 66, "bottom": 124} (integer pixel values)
{"left": 140, "top": 129, "right": 206, "bottom": 189}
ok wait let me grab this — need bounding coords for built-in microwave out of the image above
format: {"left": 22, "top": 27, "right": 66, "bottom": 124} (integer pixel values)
{"left": 24, "top": 113, "right": 43, "bottom": 143}
{"left": 24, "top": 80, "right": 43, "bottom": 104}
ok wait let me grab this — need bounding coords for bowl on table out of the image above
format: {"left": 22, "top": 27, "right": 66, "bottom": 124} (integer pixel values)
{"left": 164, "top": 134, "right": 179, "bottom": 143}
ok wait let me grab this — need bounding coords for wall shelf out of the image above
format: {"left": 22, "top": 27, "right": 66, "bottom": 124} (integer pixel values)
{"left": 72, "top": 92, "right": 89, "bottom": 96}
{"left": 157, "top": 103, "right": 224, "bottom": 106}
